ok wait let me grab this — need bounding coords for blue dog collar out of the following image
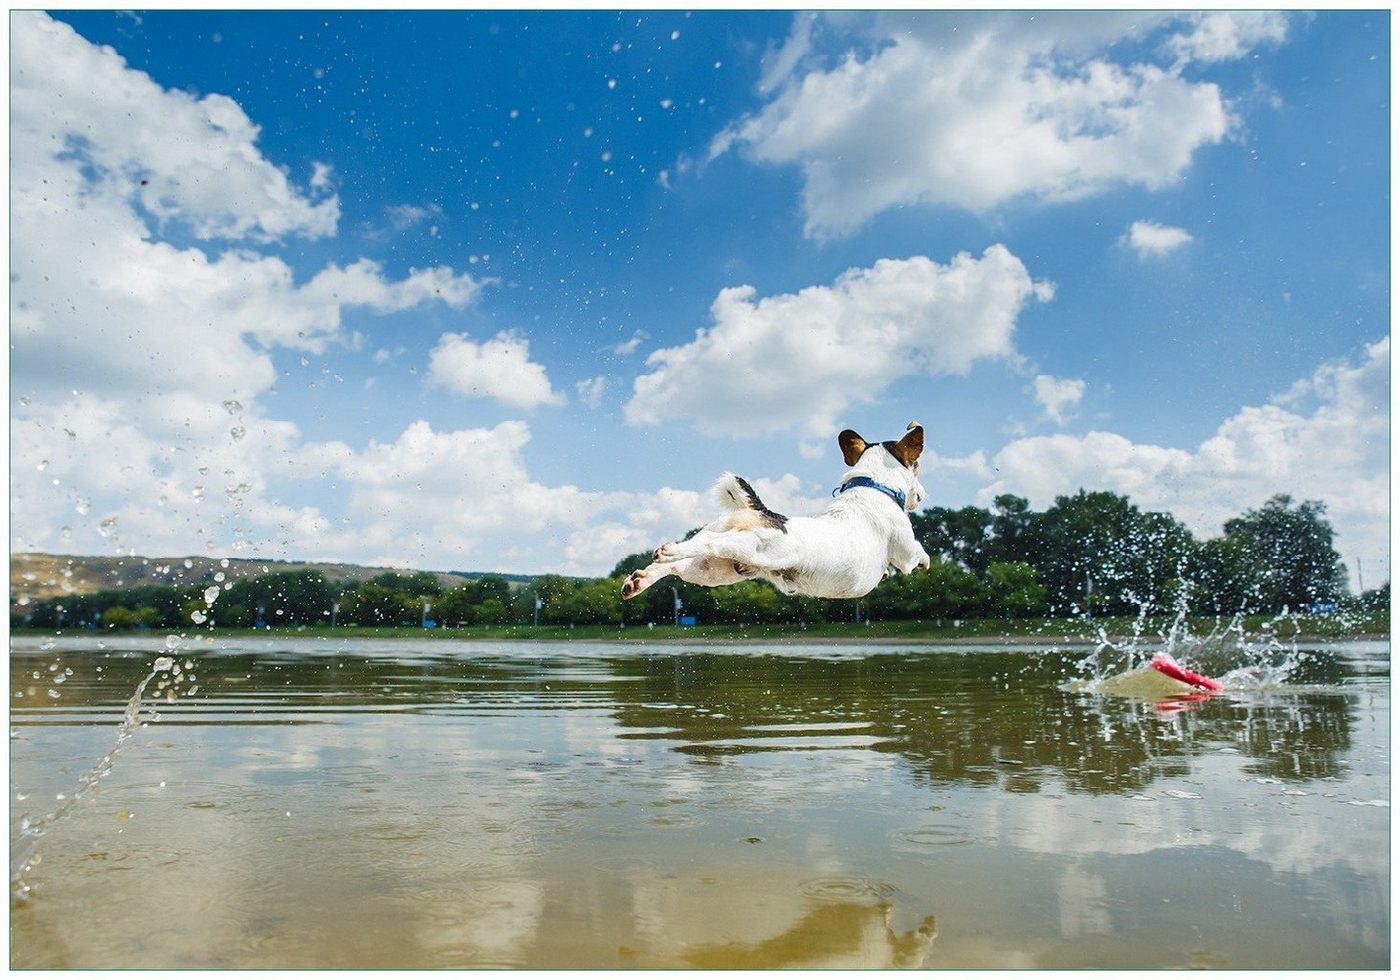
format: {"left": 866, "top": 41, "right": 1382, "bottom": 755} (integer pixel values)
{"left": 834, "top": 476, "right": 907, "bottom": 509}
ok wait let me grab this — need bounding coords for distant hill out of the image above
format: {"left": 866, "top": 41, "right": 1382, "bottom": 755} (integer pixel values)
{"left": 10, "top": 552, "right": 532, "bottom": 604}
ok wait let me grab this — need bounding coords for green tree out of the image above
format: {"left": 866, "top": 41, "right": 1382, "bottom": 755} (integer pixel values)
{"left": 1220, "top": 495, "right": 1349, "bottom": 612}
{"left": 102, "top": 605, "right": 138, "bottom": 630}
{"left": 1186, "top": 535, "right": 1255, "bottom": 614}
{"left": 366, "top": 571, "right": 446, "bottom": 598}
{"left": 555, "top": 576, "right": 624, "bottom": 625}
{"left": 471, "top": 574, "right": 514, "bottom": 612}
{"left": 532, "top": 574, "right": 579, "bottom": 625}
{"left": 1022, "top": 490, "right": 1196, "bottom": 615}
{"left": 339, "top": 581, "right": 415, "bottom": 626}
{"left": 988, "top": 494, "right": 1034, "bottom": 565}
{"left": 868, "top": 560, "right": 988, "bottom": 620}
{"left": 473, "top": 596, "right": 512, "bottom": 625}
{"left": 912, "top": 505, "right": 995, "bottom": 573}
{"left": 433, "top": 584, "right": 478, "bottom": 626}
{"left": 984, "top": 561, "right": 1048, "bottom": 619}
{"left": 225, "top": 570, "right": 336, "bottom": 626}
{"left": 711, "top": 579, "right": 784, "bottom": 623}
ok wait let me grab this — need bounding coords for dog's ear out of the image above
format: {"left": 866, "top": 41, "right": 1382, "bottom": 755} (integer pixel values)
{"left": 892, "top": 423, "right": 924, "bottom": 467}
{"left": 838, "top": 429, "right": 868, "bottom": 466}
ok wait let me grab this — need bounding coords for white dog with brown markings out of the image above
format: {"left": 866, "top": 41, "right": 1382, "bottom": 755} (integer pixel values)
{"left": 621, "top": 422, "right": 931, "bottom": 601}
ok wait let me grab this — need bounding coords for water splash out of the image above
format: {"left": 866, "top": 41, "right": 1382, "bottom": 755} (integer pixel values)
{"left": 1067, "top": 590, "right": 1317, "bottom": 706}
{"left": 11, "top": 654, "right": 192, "bottom": 904}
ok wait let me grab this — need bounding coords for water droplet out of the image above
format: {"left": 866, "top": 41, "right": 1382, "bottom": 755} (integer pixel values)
{"left": 222, "top": 399, "right": 243, "bottom": 415}
{"left": 36, "top": 460, "right": 48, "bottom": 471}
{"left": 75, "top": 497, "right": 91, "bottom": 515}
{"left": 202, "top": 586, "right": 220, "bottom": 605}
{"left": 153, "top": 656, "right": 175, "bottom": 672}
{"left": 192, "top": 485, "right": 205, "bottom": 503}
{"left": 229, "top": 426, "right": 246, "bottom": 441}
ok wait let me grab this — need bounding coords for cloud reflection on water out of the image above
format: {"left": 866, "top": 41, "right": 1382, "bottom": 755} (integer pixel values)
{"left": 9, "top": 636, "right": 1389, "bottom": 969}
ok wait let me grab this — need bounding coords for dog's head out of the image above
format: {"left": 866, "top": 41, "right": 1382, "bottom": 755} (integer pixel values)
{"left": 837, "top": 421, "right": 927, "bottom": 511}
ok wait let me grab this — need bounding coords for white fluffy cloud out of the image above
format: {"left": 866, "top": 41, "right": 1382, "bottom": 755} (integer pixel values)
{"left": 3, "top": 11, "right": 749, "bottom": 578}
{"left": 1122, "top": 220, "right": 1194, "bottom": 258}
{"left": 7, "top": 12, "right": 496, "bottom": 563}
{"left": 1032, "top": 375, "right": 1087, "bottom": 425}
{"left": 978, "top": 339, "right": 1390, "bottom": 579}
{"left": 713, "top": 11, "right": 1286, "bottom": 238}
{"left": 11, "top": 12, "right": 338, "bottom": 243}
{"left": 294, "top": 420, "right": 723, "bottom": 574}
{"left": 1166, "top": 10, "right": 1291, "bottom": 65}
{"left": 625, "top": 246, "right": 1053, "bottom": 439}
{"left": 427, "top": 332, "right": 566, "bottom": 408}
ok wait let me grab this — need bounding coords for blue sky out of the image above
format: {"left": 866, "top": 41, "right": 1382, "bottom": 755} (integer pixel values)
{"left": 8, "top": 9, "right": 1390, "bottom": 590}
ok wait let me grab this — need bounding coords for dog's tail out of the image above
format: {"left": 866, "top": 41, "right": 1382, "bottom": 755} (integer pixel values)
{"left": 713, "top": 473, "right": 789, "bottom": 531}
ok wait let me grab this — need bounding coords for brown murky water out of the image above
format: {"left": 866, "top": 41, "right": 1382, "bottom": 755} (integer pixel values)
{"left": 9, "top": 633, "right": 1390, "bottom": 969}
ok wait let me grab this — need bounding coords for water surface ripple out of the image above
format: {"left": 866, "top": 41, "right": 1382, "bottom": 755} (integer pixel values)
{"left": 9, "top": 634, "right": 1389, "bottom": 969}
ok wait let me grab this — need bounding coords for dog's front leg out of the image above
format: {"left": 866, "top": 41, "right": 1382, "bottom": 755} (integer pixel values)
{"left": 903, "top": 543, "right": 931, "bottom": 574}
{"left": 888, "top": 528, "right": 931, "bottom": 575}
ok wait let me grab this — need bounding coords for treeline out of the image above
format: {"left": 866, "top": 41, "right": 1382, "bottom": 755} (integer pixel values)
{"left": 619, "top": 491, "right": 1383, "bottom": 627}
{"left": 12, "top": 491, "right": 1388, "bottom": 632}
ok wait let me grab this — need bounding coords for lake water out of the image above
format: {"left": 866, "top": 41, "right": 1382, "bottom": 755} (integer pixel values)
{"left": 9, "top": 632, "right": 1390, "bottom": 969}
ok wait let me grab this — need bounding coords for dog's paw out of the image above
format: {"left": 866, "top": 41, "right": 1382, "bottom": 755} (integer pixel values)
{"left": 916, "top": 550, "right": 931, "bottom": 572}
{"left": 621, "top": 570, "right": 648, "bottom": 599}
{"left": 653, "top": 541, "right": 681, "bottom": 562}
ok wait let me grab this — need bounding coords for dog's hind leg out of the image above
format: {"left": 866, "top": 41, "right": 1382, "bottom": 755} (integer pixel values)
{"left": 621, "top": 562, "right": 670, "bottom": 599}
{"left": 670, "top": 555, "right": 751, "bottom": 588}
{"left": 655, "top": 527, "right": 772, "bottom": 567}
{"left": 621, "top": 555, "right": 751, "bottom": 599}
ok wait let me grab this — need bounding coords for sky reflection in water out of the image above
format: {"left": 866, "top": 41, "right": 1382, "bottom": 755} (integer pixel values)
{"left": 9, "top": 635, "right": 1389, "bottom": 969}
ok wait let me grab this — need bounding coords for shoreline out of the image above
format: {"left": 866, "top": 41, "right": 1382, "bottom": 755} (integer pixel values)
{"left": 10, "top": 628, "right": 1389, "bottom": 649}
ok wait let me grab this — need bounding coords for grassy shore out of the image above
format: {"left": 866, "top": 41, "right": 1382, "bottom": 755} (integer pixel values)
{"left": 22, "top": 610, "right": 1385, "bottom": 645}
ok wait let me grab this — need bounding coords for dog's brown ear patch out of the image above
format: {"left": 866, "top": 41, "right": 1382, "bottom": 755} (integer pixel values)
{"left": 838, "top": 429, "right": 868, "bottom": 466}
{"left": 892, "top": 424, "right": 924, "bottom": 468}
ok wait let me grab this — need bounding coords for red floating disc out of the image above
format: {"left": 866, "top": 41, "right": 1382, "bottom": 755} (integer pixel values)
{"left": 1150, "top": 653, "right": 1223, "bottom": 693}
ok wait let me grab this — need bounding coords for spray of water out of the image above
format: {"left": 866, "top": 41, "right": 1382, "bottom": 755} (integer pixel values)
{"left": 11, "top": 647, "right": 193, "bottom": 904}
{"left": 1067, "top": 586, "right": 1318, "bottom": 703}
